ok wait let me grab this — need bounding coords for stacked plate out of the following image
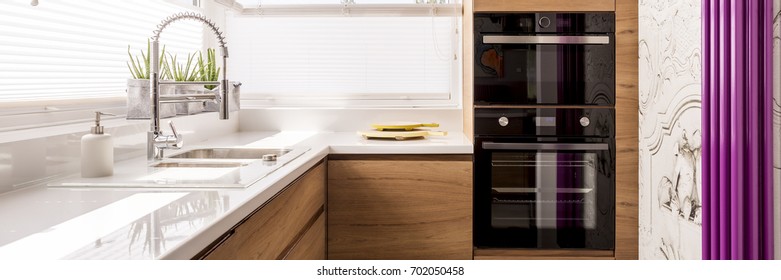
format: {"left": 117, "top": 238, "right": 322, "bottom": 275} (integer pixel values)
{"left": 358, "top": 122, "right": 448, "bottom": 140}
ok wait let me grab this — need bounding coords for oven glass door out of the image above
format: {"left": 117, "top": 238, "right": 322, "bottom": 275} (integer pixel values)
{"left": 475, "top": 140, "right": 615, "bottom": 249}
{"left": 474, "top": 35, "right": 615, "bottom": 106}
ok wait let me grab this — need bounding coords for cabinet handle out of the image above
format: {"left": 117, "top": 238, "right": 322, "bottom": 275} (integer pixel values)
{"left": 194, "top": 229, "right": 235, "bottom": 260}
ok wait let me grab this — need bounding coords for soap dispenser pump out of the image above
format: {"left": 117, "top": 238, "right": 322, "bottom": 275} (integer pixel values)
{"left": 81, "top": 112, "right": 115, "bottom": 178}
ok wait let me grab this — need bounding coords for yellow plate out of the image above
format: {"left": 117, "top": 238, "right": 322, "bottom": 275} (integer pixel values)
{"left": 370, "top": 122, "right": 439, "bottom": 131}
{"left": 358, "top": 130, "right": 447, "bottom": 140}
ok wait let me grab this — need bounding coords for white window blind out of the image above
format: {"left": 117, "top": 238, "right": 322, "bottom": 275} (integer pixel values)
{"left": 227, "top": 1, "right": 460, "bottom": 103}
{"left": 0, "top": 0, "right": 203, "bottom": 103}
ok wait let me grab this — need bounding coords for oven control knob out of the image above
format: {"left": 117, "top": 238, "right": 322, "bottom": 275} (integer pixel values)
{"left": 539, "top": 16, "right": 551, "bottom": 28}
{"left": 579, "top": 117, "right": 591, "bottom": 127}
{"left": 498, "top": 116, "right": 509, "bottom": 127}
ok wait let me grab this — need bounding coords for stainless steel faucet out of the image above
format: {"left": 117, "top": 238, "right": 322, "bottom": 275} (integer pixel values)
{"left": 147, "top": 12, "right": 229, "bottom": 161}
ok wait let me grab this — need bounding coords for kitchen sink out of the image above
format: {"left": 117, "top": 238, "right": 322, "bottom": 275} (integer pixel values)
{"left": 167, "top": 148, "right": 291, "bottom": 160}
{"left": 49, "top": 147, "right": 311, "bottom": 189}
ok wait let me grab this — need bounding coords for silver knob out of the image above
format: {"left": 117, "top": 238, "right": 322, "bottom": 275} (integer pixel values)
{"left": 539, "top": 16, "right": 551, "bottom": 28}
{"left": 261, "top": 154, "right": 277, "bottom": 161}
{"left": 579, "top": 117, "right": 590, "bottom": 127}
{"left": 498, "top": 116, "right": 509, "bottom": 127}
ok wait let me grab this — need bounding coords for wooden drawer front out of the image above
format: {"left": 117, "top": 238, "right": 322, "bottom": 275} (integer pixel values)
{"left": 284, "top": 213, "right": 326, "bottom": 260}
{"left": 327, "top": 159, "right": 472, "bottom": 260}
{"left": 206, "top": 162, "right": 326, "bottom": 260}
{"left": 474, "top": 0, "right": 615, "bottom": 12}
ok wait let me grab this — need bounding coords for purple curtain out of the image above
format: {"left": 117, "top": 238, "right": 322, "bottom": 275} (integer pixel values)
{"left": 702, "top": 0, "right": 774, "bottom": 259}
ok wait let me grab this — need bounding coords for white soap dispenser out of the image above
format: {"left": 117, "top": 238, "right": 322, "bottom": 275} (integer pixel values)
{"left": 81, "top": 112, "right": 115, "bottom": 178}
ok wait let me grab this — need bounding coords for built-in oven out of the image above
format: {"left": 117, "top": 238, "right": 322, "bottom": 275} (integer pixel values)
{"left": 473, "top": 107, "right": 615, "bottom": 249}
{"left": 474, "top": 12, "right": 615, "bottom": 106}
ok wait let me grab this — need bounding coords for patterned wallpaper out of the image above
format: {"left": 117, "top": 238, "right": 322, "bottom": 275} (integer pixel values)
{"left": 640, "top": 0, "right": 781, "bottom": 260}
{"left": 638, "top": 0, "right": 703, "bottom": 260}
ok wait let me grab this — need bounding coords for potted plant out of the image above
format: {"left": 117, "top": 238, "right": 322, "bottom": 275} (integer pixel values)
{"left": 126, "top": 40, "right": 176, "bottom": 119}
{"left": 198, "top": 48, "right": 219, "bottom": 91}
{"left": 165, "top": 51, "right": 203, "bottom": 115}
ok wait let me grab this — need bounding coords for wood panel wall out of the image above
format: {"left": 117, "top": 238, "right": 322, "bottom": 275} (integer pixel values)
{"left": 463, "top": 0, "right": 474, "bottom": 139}
{"left": 614, "top": 0, "right": 639, "bottom": 260}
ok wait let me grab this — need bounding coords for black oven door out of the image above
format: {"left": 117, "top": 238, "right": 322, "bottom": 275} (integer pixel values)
{"left": 474, "top": 13, "right": 615, "bottom": 106}
{"left": 474, "top": 137, "right": 615, "bottom": 249}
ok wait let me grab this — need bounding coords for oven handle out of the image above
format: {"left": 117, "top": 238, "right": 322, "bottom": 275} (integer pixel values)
{"left": 482, "top": 142, "right": 609, "bottom": 151}
{"left": 483, "top": 35, "right": 610, "bottom": 45}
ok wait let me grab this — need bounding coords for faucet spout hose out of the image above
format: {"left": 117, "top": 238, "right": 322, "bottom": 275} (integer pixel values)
{"left": 151, "top": 12, "right": 227, "bottom": 49}
{"left": 147, "top": 12, "right": 229, "bottom": 160}
{"left": 150, "top": 12, "right": 229, "bottom": 123}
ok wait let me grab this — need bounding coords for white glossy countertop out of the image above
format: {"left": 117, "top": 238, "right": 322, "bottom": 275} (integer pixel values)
{"left": 0, "top": 131, "right": 472, "bottom": 260}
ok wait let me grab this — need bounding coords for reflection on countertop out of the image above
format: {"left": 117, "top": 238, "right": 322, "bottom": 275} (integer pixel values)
{"left": 66, "top": 192, "right": 228, "bottom": 260}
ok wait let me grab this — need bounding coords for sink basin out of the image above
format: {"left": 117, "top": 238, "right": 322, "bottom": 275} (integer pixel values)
{"left": 150, "top": 161, "right": 245, "bottom": 168}
{"left": 167, "top": 148, "right": 291, "bottom": 160}
{"left": 49, "top": 147, "right": 311, "bottom": 189}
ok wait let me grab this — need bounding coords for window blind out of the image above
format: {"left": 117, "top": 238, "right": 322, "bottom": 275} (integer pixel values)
{"left": 227, "top": 1, "right": 459, "bottom": 102}
{"left": 0, "top": 0, "right": 203, "bottom": 102}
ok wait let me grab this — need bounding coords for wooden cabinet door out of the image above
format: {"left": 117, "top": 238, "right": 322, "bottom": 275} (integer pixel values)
{"left": 284, "top": 213, "right": 326, "bottom": 260}
{"left": 473, "top": 0, "right": 615, "bottom": 12}
{"left": 205, "top": 162, "right": 326, "bottom": 260}
{"left": 327, "top": 155, "right": 472, "bottom": 260}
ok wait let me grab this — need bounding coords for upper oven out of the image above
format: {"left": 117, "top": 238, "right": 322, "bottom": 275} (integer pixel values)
{"left": 474, "top": 12, "right": 615, "bottom": 106}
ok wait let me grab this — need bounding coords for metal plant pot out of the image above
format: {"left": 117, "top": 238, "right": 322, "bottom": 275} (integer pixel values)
{"left": 126, "top": 79, "right": 176, "bottom": 119}
{"left": 174, "top": 84, "right": 205, "bottom": 115}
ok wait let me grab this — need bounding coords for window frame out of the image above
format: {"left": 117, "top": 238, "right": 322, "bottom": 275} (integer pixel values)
{"left": 0, "top": 0, "right": 208, "bottom": 132}
{"left": 224, "top": 1, "right": 464, "bottom": 108}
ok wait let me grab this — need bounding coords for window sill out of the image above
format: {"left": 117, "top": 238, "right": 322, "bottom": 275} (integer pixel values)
{"left": 240, "top": 98, "right": 461, "bottom": 109}
{"left": 0, "top": 97, "right": 128, "bottom": 134}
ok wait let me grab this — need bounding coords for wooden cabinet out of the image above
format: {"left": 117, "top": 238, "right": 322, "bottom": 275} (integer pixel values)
{"left": 203, "top": 161, "right": 326, "bottom": 260}
{"left": 473, "top": 0, "right": 615, "bottom": 12}
{"left": 284, "top": 213, "right": 326, "bottom": 260}
{"left": 327, "top": 155, "right": 472, "bottom": 260}
{"left": 614, "top": 0, "right": 639, "bottom": 260}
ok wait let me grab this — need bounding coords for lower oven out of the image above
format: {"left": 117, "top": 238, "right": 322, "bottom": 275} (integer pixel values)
{"left": 473, "top": 107, "right": 615, "bottom": 249}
